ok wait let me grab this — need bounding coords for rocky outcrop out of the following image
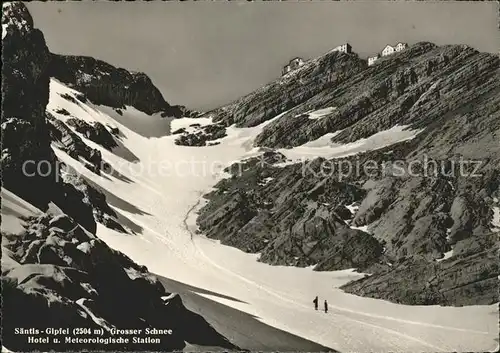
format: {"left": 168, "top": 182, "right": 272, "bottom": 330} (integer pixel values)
{"left": 1, "top": 2, "right": 58, "bottom": 209}
{"left": 198, "top": 143, "right": 499, "bottom": 305}
{"left": 251, "top": 44, "right": 500, "bottom": 150}
{"left": 340, "top": 239, "right": 498, "bottom": 306}
{"left": 2, "top": 213, "right": 238, "bottom": 352}
{"left": 48, "top": 54, "right": 192, "bottom": 118}
{"left": 170, "top": 105, "right": 202, "bottom": 119}
{"left": 45, "top": 115, "right": 128, "bottom": 233}
{"left": 198, "top": 152, "right": 384, "bottom": 271}
{"left": 66, "top": 117, "right": 118, "bottom": 150}
{"left": 61, "top": 174, "right": 127, "bottom": 234}
{"left": 335, "top": 156, "right": 500, "bottom": 305}
{"left": 174, "top": 123, "right": 227, "bottom": 147}
{"left": 48, "top": 116, "right": 103, "bottom": 175}
{"left": 206, "top": 49, "right": 366, "bottom": 128}
{"left": 200, "top": 42, "right": 499, "bottom": 154}
{"left": 351, "top": 166, "right": 499, "bottom": 261}
{"left": 195, "top": 43, "right": 500, "bottom": 305}
{"left": 1, "top": 2, "right": 124, "bottom": 237}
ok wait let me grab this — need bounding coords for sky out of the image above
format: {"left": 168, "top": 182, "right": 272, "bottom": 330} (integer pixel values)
{"left": 26, "top": 1, "right": 499, "bottom": 111}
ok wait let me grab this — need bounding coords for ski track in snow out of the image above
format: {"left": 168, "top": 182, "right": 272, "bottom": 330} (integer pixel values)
{"left": 183, "top": 195, "right": 491, "bottom": 336}
{"left": 185, "top": 211, "right": 445, "bottom": 352}
{"left": 93, "top": 162, "right": 493, "bottom": 352}
{"left": 14, "top": 79, "right": 496, "bottom": 353}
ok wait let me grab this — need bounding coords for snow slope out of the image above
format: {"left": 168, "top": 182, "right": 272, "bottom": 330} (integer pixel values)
{"left": 278, "top": 125, "right": 422, "bottom": 163}
{"left": 306, "top": 107, "right": 337, "bottom": 120}
{"left": 1, "top": 188, "right": 42, "bottom": 234}
{"left": 491, "top": 206, "right": 500, "bottom": 232}
{"left": 31, "top": 80, "right": 500, "bottom": 352}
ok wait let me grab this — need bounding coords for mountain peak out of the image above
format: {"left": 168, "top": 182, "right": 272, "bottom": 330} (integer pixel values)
{"left": 46, "top": 54, "right": 200, "bottom": 118}
{"left": 2, "top": 2, "right": 33, "bottom": 39}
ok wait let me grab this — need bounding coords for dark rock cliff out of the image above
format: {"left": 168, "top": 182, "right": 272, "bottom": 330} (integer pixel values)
{"left": 203, "top": 42, "right": 499, "bottom": 156}
{"left": 340, "top": 245, "right": 498, "bottom": 306}
{"left": 174, "top": 122, "right": 227, "bottom": 147}
{"left": 196, "top": 43, "right": 500, "bottom": 306}
{"left": 48, "top": 54, "right": 194, "bottom": 118}
{"left": 2, "top": 214, "right": 237, "bottom": 352}
{"left": 1, "top": 1, "right": 58, "bottom": 209}
{"left": 207, "top": 49, "right": 366, "bottom": 128}
{"left": 1, "top": 2, "right": 104, "bottom": 233}
{"left": 253, "top": 43, "right": 500, "bottom": 150}
{"left": 198, "top": 152, "right": 383, "bottom": 271}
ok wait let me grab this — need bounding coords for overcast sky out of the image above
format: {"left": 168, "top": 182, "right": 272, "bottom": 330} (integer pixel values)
{"left": 27, "top": 1, "right": 499, "bottom": 111}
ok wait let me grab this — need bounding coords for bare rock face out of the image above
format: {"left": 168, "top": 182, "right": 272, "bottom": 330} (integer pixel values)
{"left": 66, "top": 118, "right": 118, "bottom": 150}
{"left": 207, "top": 50, "right": 367, "bottom": 128}
{"left": 2, "top": 2, "right": 138, "bottom": 236}
{"left": 196, "top": 43, "right": 500, "bottom": 306}
{"left": 198, "top": 144, "right": 499, "bottom": 305}
{"left": 2, "top": 2, "right": 49, "bottom": 120}
{"left": 169, "top": 105, "right": 203, "bottom": 119}
{"left": 174, "top": 123, "right": 227, "bottom": 146}
{"left": 1, "top": 1, "right": 58, "bottom": 209}
{"left": 47, "top": 54, "right": 194, "bottom": 118}
{"left": 252, "top": 43, "right": 500, "bottom": 150}
{"left": 59, "top": 174, "right": 127, "bottom": 234}
{"left": 48, "top": 116, "right": 103, "bottom": 173}
{"left": 1, "top": 1, "right": 104, "bottom": 236}
{"left": 337, "top": 158, "right": 499, "bottom": 305}
{"left": 2, "top": 214, "right": 238, "bottom": 352}
{"left": 198, "top": 152, "right": 383, "bottom": 271}
{"left": 340, "top": 241, "right": 498, "bottom": 306}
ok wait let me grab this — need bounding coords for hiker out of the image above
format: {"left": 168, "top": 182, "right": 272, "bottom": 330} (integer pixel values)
{"left": 324, "top": 300, "right": 328, "bottom": 313}
{"left": 313, "top": 296, "right": 318, "bottom": 310}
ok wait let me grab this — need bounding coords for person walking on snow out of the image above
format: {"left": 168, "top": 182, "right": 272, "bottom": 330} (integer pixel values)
{"left": 324, "top": 300, "right": 328, "bottom": 313}
{"left": 313, "top": 296, "right": 318, "bottom": 310}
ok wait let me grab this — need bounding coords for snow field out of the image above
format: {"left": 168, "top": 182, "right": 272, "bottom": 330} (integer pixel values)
{"left": 10, "top": 81, "right": 495, "bottom": 352}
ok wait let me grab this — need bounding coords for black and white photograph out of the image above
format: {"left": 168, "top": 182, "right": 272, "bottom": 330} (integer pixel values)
{"left": 1, "top": 1, "right": 499, "bottom": 352}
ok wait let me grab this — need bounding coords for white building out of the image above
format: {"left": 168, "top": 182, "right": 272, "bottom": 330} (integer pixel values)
{"left": 395, "top": 42, "right": 408, "bottom": 52}
{"left": 381, "top": 45, "right": 395, "bottom": 57}
{"left": 369, "top": 42, "right": 408, "bottom": 65}
{"left": 333, "top": 43, "right": 352, "bottom": 54}
{"left": 368, "top": 55, "right": 379, "bottom": 66}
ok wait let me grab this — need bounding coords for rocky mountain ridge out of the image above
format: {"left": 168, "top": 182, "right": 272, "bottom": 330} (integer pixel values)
{"left": 48, "top": 54, "right": 197, "bottom": 118}
{"left": 195, "top": 41, "right": 500, "bottom": 305}
{"left": 205, "top": 42, "right": 499, "bottom": 155}
{"left": 2, "top": 1, "right": 58, "bottom": 209}
{"left": 2, "top": 1, "right": 124, "bottom": 233}
{"left": 175, "top": 48, "right": 366, "bottom": 147}
{"left": 209, "top": 48, "right": 366, "bottom": 128}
